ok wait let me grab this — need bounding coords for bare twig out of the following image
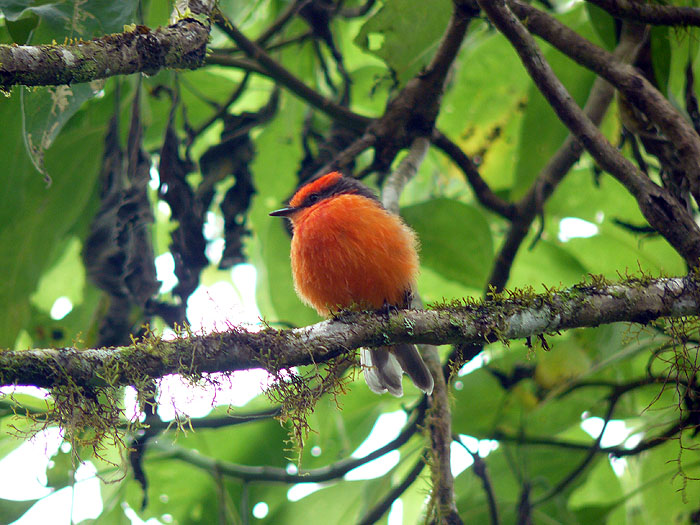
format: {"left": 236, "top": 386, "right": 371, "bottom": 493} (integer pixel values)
{"left": 255, "top": 0, "right": 310, "bottom": 45}
{"left": 211, "top": 11, "right": 370, "bottom": 131}
{"left": 455, "top": 438, "right": 500, "bottom": 525}
{"left": 357, "top": 455, "right": 427, "bottom": 525}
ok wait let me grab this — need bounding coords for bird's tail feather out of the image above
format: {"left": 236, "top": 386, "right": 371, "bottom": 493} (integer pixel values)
{"left": 361, "top": 347, "right": 404, "bottom": 397}
{"left": 361, "top": 344, "right": 434, "bottom": 397}
{"left": 392, "top": 343, "right": 434, "bottom": 395}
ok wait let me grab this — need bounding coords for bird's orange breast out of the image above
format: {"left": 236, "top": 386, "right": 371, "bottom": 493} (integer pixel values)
{"left": 290, "top": 194, "right": 419, "bottom": 315}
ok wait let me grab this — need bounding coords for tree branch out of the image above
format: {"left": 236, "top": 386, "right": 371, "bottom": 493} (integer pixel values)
{"left": 151, "top": 401, "right": 424, "bottom": 483}
{"left": 0, "top": 17, "right": 211, "bottom": 88}
{"left": 585, "top": 0, "right": 700, "bottom": 26}
{"left": 478, "top": 0, "right": 700, "bottom": 267}
{"left": 487, "top": 19, "right": 644, "bottom": 291}
{"left": 508, "top": 0, "right": 700, "bottom": 209}
{"left": 358, "top": 455, "right": 427, "bottom": 525}
{"left": 1, "top": 276, "right": 698, "bottom": 389}
{"left": 211, "top": 11, "right": 370, "bottom": 131}
{"left": 432, "top": 131, "right": 518, "bottom": 220}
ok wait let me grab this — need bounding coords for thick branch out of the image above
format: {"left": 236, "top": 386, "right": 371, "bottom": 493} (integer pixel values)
{"left": 0, "top": 19, "right": 210, "bottom": 88}
{"left": 586, "top": 0, "right": 700, "bottom": 26}
{"left": 1, "top": 277, "right": 698, "bottom": 389}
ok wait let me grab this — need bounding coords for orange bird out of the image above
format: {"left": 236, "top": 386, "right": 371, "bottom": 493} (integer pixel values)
{"left": 270, "top": 172, "right": 434, "bottom": 397}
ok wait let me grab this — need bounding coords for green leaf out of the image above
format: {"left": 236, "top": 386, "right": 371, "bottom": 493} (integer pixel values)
{"left": 637, "top": 442, "right": 700, "bottom": 523}
{"left": 6, "top": 0, "right": 139, "bottom": 175}
{"left": 301, "top": 386, "right": 401, "bottom": 468}
{"left": 650, "top": 26, "right": 672, "bottom": 96}
{"left": 569, "top": 455, "right": 624, "bottom": 511}
{"left": 584, "top": 3, "right": 616, "bottom": 51}
{"left": 0, "top": 498, "right": 39, "bottom": 523}
{"left": 21, "top": 83, "right": 104, "bottom": 176}
{"left": 437, "top": 22, "right": 530, "bottom": 192}
{"left": 46, "top": 448, "right": 74, "bottom": 490}
{"left": 249, "top": 88, "right": 320, "bottom": 326}
{"left": 508, "top": 239, "right": 589, "bottom": 289}
{"left": 402, "top": 198, "right": 493, "bottom": 289}
{"left": 354, "top": 0, "right": 452, "bottom": 85}
{"left": 0, "top": 92, "right": 105, "bottom": 347}
{"left": 512, "top": 5, "right": 600, "bottom": 198}
{"left": 5, "top": 13, "right": 37, "bottom": 43}
{"left": 452, "top": 368, "right": 507, "bottom": 436}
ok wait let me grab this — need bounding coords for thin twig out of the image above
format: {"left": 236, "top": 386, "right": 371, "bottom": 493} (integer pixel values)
{"left": 212, "top": 11, "right": 370, "bottom": 131}
{"left": 454, "top": 438, "right": 500, "bottom": 525}
{"left": 151, "top": 400, "right": 426, "bottom": 483}
{"left": 432, "top": 131, "right": 518, "bottom": 220}
{"left": 357, "top": 454, "right": 427, "bottom": 525}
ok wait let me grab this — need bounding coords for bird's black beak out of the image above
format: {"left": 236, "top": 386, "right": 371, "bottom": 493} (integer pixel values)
{"left": 269, "top": 206, "right": 297, "bottom": 217}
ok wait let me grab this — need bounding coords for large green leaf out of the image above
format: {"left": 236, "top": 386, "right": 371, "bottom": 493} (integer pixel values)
{"left": 0, "top": 497, "right": 40, "bottom": 523}
{"left": 3, "top": 0, "right": 139, "bottom": 175}
{"left": 508, "top": 238, "right": 589, "bottom": 289}
{"left": 437, "top": 21, "right": 531, "bottom": 192}
{"left": 354, "top": 0, "right": 452, "bottom": 85}
{"left": 0, "top": 92, "right": 105, "bottom": 347}
{"left": 402, "top": 198, "right": 493, "bottom": 290}
{"left": 452, "top": 368, "right": 507, "bottom": 437}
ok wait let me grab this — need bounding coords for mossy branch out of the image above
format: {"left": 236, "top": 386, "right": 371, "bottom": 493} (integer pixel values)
{"left": 0, "top": 14, "right": 211, "bottom": 88}
{"left": 1, "top": 275, "right": 698, "bottom": 389}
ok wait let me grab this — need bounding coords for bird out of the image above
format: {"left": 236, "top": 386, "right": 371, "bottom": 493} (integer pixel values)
{"left": 270, "top": 171, "right": 434, "bottom": 397}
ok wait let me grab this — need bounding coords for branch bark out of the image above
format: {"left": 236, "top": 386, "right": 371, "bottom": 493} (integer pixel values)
{"left": 1, "top": 276, "right": 698, "bottom": 389}
{"left": 0, "top": 16, "right": 211, "bottom": 88}
{"left": 586, "top": 0, "right": 700, "bottom": 26}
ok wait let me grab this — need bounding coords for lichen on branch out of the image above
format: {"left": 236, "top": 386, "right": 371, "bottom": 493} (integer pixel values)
{"left": 0, "top": 18, "right": 210, "bottom": 89}
{"left": 1, "top": 275, "right": 698, "bottom": 390}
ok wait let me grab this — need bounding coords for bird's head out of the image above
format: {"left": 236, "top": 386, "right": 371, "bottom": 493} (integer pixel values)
{"left": 269, "top": 172, "right": 379, "bottom": 220}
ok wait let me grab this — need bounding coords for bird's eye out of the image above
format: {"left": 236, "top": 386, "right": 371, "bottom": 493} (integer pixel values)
{"left": 306, "top": 193, "right": 320, "bottom": 205}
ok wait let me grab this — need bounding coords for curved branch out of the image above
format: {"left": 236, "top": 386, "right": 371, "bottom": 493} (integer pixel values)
{"left": 358, "top": 454, "right": 427, "bottom": 525}
{"left": 152, "top": 401, "right": 424, "bottom": 483}
{"left": 432, "top": 131, "right": 518, "bottom": 220}
{"left": 479, "top": 0, "right": 700, "bottom": 267}
{"left": 508, "top": 0, "right": 700, "bottom": 209}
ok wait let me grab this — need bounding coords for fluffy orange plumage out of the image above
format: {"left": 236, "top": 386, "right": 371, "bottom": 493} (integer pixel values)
{"left": 271, "top": 172, "right": 433, "bottom": 397}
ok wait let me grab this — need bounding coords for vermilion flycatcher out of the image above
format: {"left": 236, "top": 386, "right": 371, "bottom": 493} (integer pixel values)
{"left": 270, "top": 172, "right": 434, "bottom": 397}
